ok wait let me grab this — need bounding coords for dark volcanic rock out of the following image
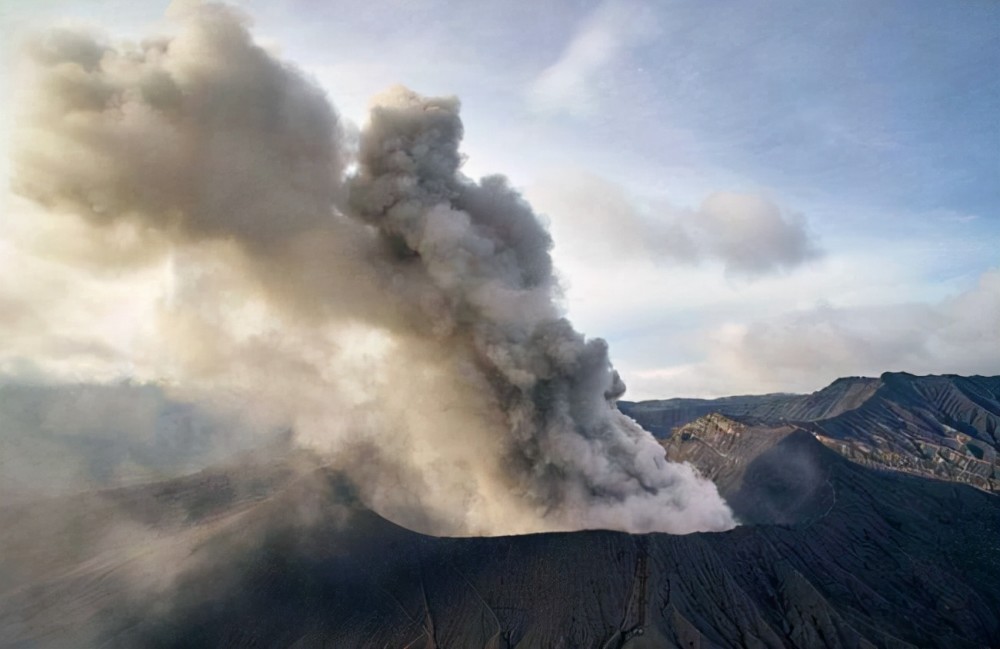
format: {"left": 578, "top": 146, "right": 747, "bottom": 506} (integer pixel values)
{"left": 135, "top": 450, "right": 1000, "bottom": 648}
{"left": 4, "top": 434, "right": 997, "bottom": 649}
{"left": 4, "top": 376, "right": 1000, "bottom": 648}
{"left": 618, "top": 393, "right": 803, "bottom": 438}
{"left": 622, "top": 373, "right": 1000, "bottom": 491}
{"left": 803, "top": 373, "right": 1000, "bottom": 491}
{"left": 661, "top": 414, "right": 836, "bottom": 526}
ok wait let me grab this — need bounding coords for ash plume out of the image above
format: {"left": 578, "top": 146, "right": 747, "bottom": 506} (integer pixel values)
{"left": 8, "top": 3, "right": 734, "bottom": 535}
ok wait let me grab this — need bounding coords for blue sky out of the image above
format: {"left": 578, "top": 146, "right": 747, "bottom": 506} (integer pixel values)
{"left": 1, "top": 0, "right": 998, "bottom": 397}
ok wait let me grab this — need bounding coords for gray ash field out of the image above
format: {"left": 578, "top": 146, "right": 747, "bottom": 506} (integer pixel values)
{"left": 3, "top": 373, "right": 999, "bottom": 649}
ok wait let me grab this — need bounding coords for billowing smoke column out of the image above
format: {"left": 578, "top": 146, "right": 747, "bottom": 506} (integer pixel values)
{"left": 349, "top": 89, "right": 734, "bottom": 532}
{"left": 10, "top": 3, "right": 735, "bottom": 534}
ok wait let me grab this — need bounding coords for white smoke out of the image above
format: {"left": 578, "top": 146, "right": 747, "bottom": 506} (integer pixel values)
{"left": 7, "top": 3, "right": 734, "bottom": 535}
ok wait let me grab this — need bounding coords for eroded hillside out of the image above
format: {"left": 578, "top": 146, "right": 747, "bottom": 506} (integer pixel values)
{"left": 623, "top": 373, "right": 1000, "bottom": 491}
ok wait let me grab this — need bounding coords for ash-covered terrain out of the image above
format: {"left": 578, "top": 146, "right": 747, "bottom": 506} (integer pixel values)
{"left": 3, "top": 373, "right": 999, "bottom": 649}
{"left": 621, "top": 372, "right": 1000, "bottom": 492}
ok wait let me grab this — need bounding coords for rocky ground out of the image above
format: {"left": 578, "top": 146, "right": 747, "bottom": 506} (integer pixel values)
{"left": 622, "top": 373, "right": 1000, "bottom": 492}
{"left": 2, "top": 374, "right": 999, "bottom": 648}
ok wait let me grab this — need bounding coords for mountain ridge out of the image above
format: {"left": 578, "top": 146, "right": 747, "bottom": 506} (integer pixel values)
{"left": 621, "top": 372, "right": 1000, "bottom": 492}
{"left": 2, "top": 421, "right": 999, "bottom": 648}
{"left": 2, "top": 373, "right": 1000, "bottom": 648}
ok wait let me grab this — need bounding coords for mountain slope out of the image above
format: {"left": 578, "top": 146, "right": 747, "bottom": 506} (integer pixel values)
{"left": 4, "top": 375, "right": 1000, "bottom": 648}
{"left": 4, "top": 429, "right": 998, "bottom": 649}
{"left": 124, "top": 446, "right": 1000, "bottom": 648}
{"left": 621, "top": 373, "right": 1000, "bottom": 491}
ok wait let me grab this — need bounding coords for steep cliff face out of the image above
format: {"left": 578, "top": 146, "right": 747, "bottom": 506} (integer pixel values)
{"left": 660, "top": 414, "right": 836, "bottom": 526}
{"left": 805, "top": 373, "right": 1000, "bottom": 491}
{"left": 623, "top": 373, "right": 1000, "bottom": 492}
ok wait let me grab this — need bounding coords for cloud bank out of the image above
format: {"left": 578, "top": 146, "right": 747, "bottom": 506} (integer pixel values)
{"left": 630, "top": 268, "right": 1000, "bottom": 398}
{"left": 530, "top": 171, "right": 822, "bottom": 278}
{"left": 6, "top": 4, "right": 734, "bottom": 535}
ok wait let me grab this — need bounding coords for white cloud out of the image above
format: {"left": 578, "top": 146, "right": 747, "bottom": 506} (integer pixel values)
{"left": 623, "top": 268, "right": 1000, "bottom": 398}
{"left": 696, "top": 191, "right": 821, "bottom": 277}
{"left": 521, "top": 170, "right": 992, "bottom": 400}
{"left": 527, "top": 0, "right": 658, "bottom": 117}
{"left": 527, "top": 170, "right": 822, "bottom": 279}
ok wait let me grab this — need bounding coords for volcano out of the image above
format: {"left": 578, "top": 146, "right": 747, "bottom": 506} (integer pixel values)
{"left": 2, "top": 373, "right": 999, "bottom": 649}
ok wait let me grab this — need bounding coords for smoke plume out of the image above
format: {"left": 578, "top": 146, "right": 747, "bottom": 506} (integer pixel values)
{"left": 9, "top": 3, "right": 734, "bottom": 534}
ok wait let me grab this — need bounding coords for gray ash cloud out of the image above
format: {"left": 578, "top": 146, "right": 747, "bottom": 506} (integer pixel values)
{"left": 8, "top": 3, "right": 733, "bottom": 535}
